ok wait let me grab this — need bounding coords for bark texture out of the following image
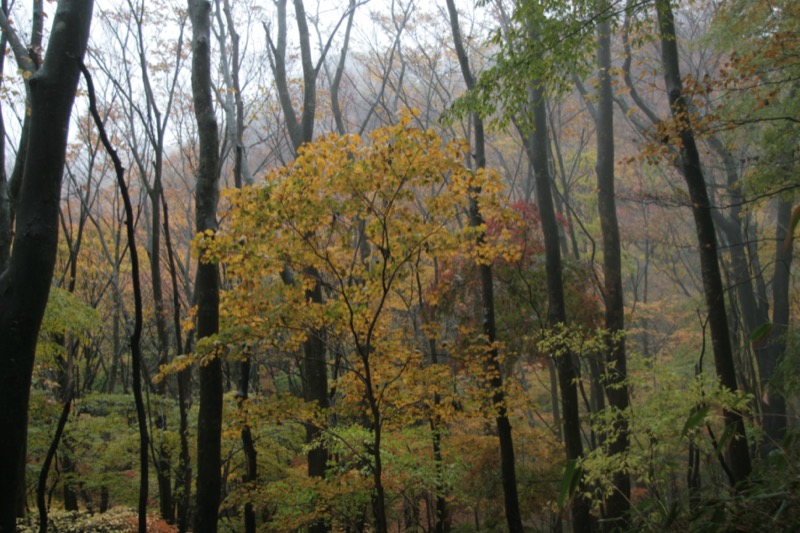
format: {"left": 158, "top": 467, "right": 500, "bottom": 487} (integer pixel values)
{"left": 446, "top": 2, "right": 523, "bottom": 530}
{"left": 594, "top": 9, "right": 631, "bottom": 527}
{"left": 188, "top": 1, "right": 223, "bottom": 531}
{"left": 0, "top": 2, "right": 94, "bottom": 530}
{"left": 656, "top": 0, "right": 752, "bottom": 484}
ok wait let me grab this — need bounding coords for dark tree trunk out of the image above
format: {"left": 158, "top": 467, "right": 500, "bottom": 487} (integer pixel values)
{"left": 127, "top": 6, "right": 186, "bottom": 520}
{"left": 304, "top": 275, "right": 330, "bottom": 533}
{"left": 62, "top": 447, "right": 79, "bottom": 512}
{"left": 149, "top": 184, "right": 175, "bottom": 524}
{"left": 0, "top": 3, "right": 9, "bottom": 272}
{"left": 267, "top": 3, "right": 341, "bottom": 526}
{"left": 163, "top": 193, "right": 193, "bottom": 533}
{"left": 429, "top": 339, "right": 449, "bottom": 533}
{"left": 238, "top": 358, "right": 258, "bottom": 533}
{"left": 761, "top": 200, "right": 792, "bottom": 445}
{"left": 82, "top": 61, "right": 150, "bottom": 533}
{"left": 445, "top": 1, "right": 523, "bottom": 531}
{"left": 655, "top": 0, "right": 752, "bottom": 484}
{"left": 594, "top": 8, "right": 631, "bottom": 528}
{"left": 148, "top": 186, "right": 175, "bottom": 524}
{"left": 37, "top": 389, "right": 72, "bottom": 533}
{"left": 0, "top": 0, "right": 42, "bottom": 273}
{"left": 214, "top": 5, "right": 258, "bottom": 527}
{"left": 527, "top": 77, "right": 594, "bottom": 530}
{"left": 189, "top": 1, "right": 223, "bottom": 531}
{"left": 0, "top": 2, "right": 93, "bottom": 530}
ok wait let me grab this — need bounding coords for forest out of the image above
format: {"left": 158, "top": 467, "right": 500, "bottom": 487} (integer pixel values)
{"left": 0, "top": 0, "right": 798, "bottom": 531}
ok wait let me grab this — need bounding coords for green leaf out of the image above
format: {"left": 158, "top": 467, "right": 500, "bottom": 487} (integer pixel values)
{"left": 714, "top": 423, "right": 736, "bottom": 453}
{"left": 681, "top": 405, "right": 710, "bottom": 438}
{"left": 558, "top": 459, "right": 582, "bottom": 508}
{"left": 749, "top": 322, "right": 773, "bottom": 343}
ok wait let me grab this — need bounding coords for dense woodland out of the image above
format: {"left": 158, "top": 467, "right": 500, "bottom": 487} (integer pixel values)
{"left": 0, "top": 0, "right": 798, "bottom": 531}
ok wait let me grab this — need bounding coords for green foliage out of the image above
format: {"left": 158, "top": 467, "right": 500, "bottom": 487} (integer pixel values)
{"left": 26, "top": 393, "right": 184, "bottom": 512}
{"left": 447, "top": 0, "right": 603, "bottom": 130}
{"left": 558, "top": 459, "right": 583, "bottom": 508}
{"left": 774, "top": 328, "right": 800, "bottom": 397}
{"left": 709, "top": 0, "right": 800, "bottom": 198}
{"left": 750, "top": 322, "right": 775, "bottom": 343}
{"left": 16, "top": 507, "right": 178, "bottom": 533}
{"left": 576, "top": 342, "right": 757, "bottom": 522}
{"left": 36, "top": 287, "right": 101, "bottom": 363}
{"left": 634, "top": 441, "right": 800, "bottom": 532}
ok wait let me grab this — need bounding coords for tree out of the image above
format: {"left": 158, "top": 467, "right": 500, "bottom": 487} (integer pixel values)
{"left": 709, "top": 0, "right": 800, "bottom": 448}
{"left": 81, "top": 59, "right": 150, "bottom": 533}
{"left": 447, "top": 1, "right": 602, "bottom": 528}
{"left": 200, "top": 116, "right": 522, "bottom": 531}
{"left": 445, "top": 1, "right": 523, "bottom": 531}
{"left": 0, "top": 0, "right": 44, "bottom": 273}
{"left": 264, "top": 4, "right": 359, "bottom": 529}
{"left": 0, "top": 1, "right": 94, "bottom": 530}
{"left": 91, "top": 2, "right": 189, "bottom": 521}
{"left": 188, "top": 0, "right": 223, "bottom": 531}
{"left": 590, "top": 2, "right": 630, "bottom": 525}
{"left": 211, "top": 1, "right": 258, "bottom": 529}
{"left": 655, "top": 0, "right": 751, "bottom": 484}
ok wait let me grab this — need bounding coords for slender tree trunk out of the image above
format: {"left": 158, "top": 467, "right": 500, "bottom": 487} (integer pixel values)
{"left": 37, "top": 383, "right": 72, "bottom": 533}
{"left": 416, "top": 265, "right": 450, "bottom": 533}
{"left": 149, "top": 189, "right": 176, "bottom": 523}
{"left": 370, "top": 404, "right": 388, "bottom": 533}
{"left": 188, "top": 1, "right": 223, "bottom": 531}
{"left": 527, "top": 75, "right": 594, "bottom": 531}
{"left": 304, "top": 275, "right": 330, "bottom": 533}
{"left": 146, "top": 180, "right": 175, "bottom": 523}
{"left": 429, "top": 339, "right": 449, "bottom": 533}
{"left": 761, "top": 200, "right": 792, "bottom": 445}
{"left": 162, "top": 193, "right": 193, "bottom": 533}
{"left": 594, "top": 8, "right": 631, "bottom": 528}
{"left": 214, "top": 5, "right": 259, "bottom": 527}
{"left": 655, "top": 0, "right": 751, "bottom": 484}
{"left": 267, "top": 5, "right": 333, "bottom": 517}
{"left": 82, "top": 61, "right": 150, "bottom": 533}
{"left": 0, "top": 2, "right": 9, "bottom": 272}
{"left": 445, "top": 2, "right": 523, "bottom": 530}
{"left": 238, "top": 358, "right": 257, "bottom": 533}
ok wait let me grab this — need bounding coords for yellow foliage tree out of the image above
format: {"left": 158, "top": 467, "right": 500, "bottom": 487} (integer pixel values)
{"left": 197, "top": 114, "right": 523, "bottom": 530}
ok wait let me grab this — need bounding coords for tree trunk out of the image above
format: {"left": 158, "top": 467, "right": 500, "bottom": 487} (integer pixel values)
{"left": 655, "top": 0, "right": 751, "bottom": 484}
{"left": 0, "top": 2, "right": 8, "bottom": 272}
{"left": 82, "top": 60, "right": 151, "bottom": 533}
{"left": 304, "top": 275, "right": 330, "bottom": 533}
{"left": 445, "top": 2, "right": 523, "bottom": 530}
{"left": 0, "top": 2, "right": 93, "bottom": 530}
{"left": 527, "top": 75, "right": 594, "bottom": 531}
{"left": 266, "top": 3, "right": 340, "bottom": 526}
{"left": 761, "top": 200, "right": 792, "bottom": 445}
{"left": 188, "top": 1, "right": 223, "bottom": 531}
{"left": 37, "top": 389, "right": 72, "bottom": 533}
{"left": 163, "top": 193, "right": 193, "bottom": 533}
{"left": 594, "top": 8, "right": 631, "bottom": 528}
{"left": 238, "top": 358, "right": 258, "bottom": 533}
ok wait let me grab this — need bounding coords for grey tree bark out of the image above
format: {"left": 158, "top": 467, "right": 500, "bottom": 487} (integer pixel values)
{"left": 188, "top": 1, "right": 223, "bottom": 531}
